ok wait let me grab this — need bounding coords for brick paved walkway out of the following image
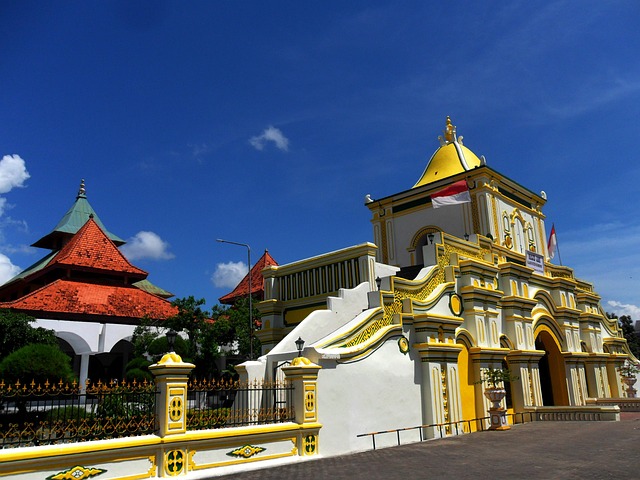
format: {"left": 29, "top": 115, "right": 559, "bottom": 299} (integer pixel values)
{"left": 196, "top": 414, "right": 640, "bottom": 480}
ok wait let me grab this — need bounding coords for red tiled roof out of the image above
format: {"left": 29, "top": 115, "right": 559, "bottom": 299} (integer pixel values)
{"left": 1, "top": 279, "right": 177, "bottom": 322}
{"left": 219, "top": 250, "right": 278, "bottom": 305}
{"left": 50, "top": 217, "right": 147, "bottom": 277}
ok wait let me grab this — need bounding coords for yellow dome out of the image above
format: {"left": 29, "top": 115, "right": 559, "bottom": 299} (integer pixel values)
{"left": 413, "top": 117, "right": 483, "bottom": 188}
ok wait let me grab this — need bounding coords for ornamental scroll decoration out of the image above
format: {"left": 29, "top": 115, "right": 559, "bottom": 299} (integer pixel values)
{"left": 337, "top": 243, "right": 488, "bottom": 349}
{"left": 47, "top": 466, "right": 106, "bottom": 480}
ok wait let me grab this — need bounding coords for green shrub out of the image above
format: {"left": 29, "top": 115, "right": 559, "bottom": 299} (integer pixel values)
{"left": 44, "top": 406, "right": 93, "bottom": 423}
{"left": 124, "top": 357, "right": 153, "bottom": 383}
{"left": 148, "top": 335, "right": 190, "bottom": 359}
{"left": 0, "top": 344, "right": 75, "bottom": 385}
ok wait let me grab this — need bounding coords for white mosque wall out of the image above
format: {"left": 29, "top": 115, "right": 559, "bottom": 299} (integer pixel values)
{"left": 268, "top": 282, "right": 373, "bottom": 357}
{"left": 314, "top": 339, "right": 423, "bottom": 455}
{"left": 385, "top": 203, "right": 472, "bottom": 268}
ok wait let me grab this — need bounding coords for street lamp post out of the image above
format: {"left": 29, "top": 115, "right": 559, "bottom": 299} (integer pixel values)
{"left": 216, "top": 238, "right": 253, "bottom": 360}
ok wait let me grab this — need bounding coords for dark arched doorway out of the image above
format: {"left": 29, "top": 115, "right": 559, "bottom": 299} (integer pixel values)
{"left": 535, "top": 329, "right": 568, "bottom": 406}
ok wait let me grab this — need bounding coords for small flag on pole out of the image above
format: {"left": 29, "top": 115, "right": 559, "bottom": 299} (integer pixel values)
{"left": 431, "top": 180, "right": 471, "bottom": 208}
{"left": 547, "top": 224, "right": 557, "bottom": 260}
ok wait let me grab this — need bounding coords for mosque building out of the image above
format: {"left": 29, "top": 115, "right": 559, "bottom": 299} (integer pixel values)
{"left": 241, "top": 117, "right": 633, "bottom": 454}
{"left": 0, "top": 181, "right": 177, "bottom": 384}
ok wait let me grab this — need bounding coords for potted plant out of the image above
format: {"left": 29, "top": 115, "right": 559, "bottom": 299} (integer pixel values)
{"left": 478, "top": 367, "right": 517, "bottom": 409}
{"left": 477, "top": 367, "right": 518, "bottom": 431}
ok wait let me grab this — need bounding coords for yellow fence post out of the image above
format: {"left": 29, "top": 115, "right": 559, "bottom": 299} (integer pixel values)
{"left": 149, "top": 352, "right": 195, "bottom": 477}
{"left": 281, "top": 357, "right": 322, "bottom": 457}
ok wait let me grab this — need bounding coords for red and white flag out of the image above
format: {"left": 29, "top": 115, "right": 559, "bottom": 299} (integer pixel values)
{"left": 547, "top": 224, "right": 557, "bottom": 260}
{"left": 431, "top": 180, "right": 471, "bottom": 208}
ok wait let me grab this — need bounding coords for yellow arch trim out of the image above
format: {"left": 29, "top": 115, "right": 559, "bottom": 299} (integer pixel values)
{"left": 533, "top": 322, "right": 564, "bottom": 352}
{"left": 499, "top": 334, "right": 515, "bottom": 350}
{"left": 455, "top": 328, "right": 475, "bottom": 349}
{"left": 409, "top": 225, "right": 441, "bottom": 250}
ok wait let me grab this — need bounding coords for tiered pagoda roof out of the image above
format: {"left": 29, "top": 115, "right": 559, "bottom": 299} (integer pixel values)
{"left": 219, "top": 250, "right": 278, "bottom": 305}
{"left": 0, "top": 180, "right": 176, "bottom": 322}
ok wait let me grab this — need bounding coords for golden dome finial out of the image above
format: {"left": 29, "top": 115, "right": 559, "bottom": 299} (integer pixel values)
{"left": 444, "top": 116, "right": 456, "bottom": 143}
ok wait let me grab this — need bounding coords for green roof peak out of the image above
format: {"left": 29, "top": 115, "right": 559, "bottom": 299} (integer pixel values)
{"left": 31, "top": 179, "right": 125, "bottom": 250}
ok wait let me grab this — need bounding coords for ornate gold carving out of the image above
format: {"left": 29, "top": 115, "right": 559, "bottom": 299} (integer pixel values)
{"left": 47, "top": 466, "right": 106, "bottom": 480}
{"left": 305, "top": 391, "right": 315, "bottom": 412}
{"left": 471, "top": 193, "right": 480, "bottom": 234}
{"left": 380, "top": 220, "right": 388, "bottom": 264}
{"left": 227, "top": 445, "right": 266, "bottom": 459}
{"left": 444, "top": 116, "right": 455, "bottom": 142}
{"left": 340, "top": 242, "right": 487, "bottom": 348}
{"left": 304, "top": 434, "right": 317, "bottom": 455}
{"left": 528, "top": 370, "right": 535, "bottom": 406}
{"left": 441, "top": 366, "right": 450, "bottom": 433}
{"left": 157, "top": 352, "right": 184, "bottom": 365}
{"left": 169, "top": 396, "right": 183, "bottom": 421}
{"left": 165, "top": 450, "right": 185, "bottom": 476}
{"left": 291, "top": 356, "right": 312, "bottom": 367}
{"left": 398, "top": 336, "right": 410, "bottom": 354}
{"left": 491, "top": 194, "right": 499, "bottom": 240}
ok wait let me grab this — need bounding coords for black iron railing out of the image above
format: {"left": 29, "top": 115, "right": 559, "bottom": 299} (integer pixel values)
{"left": 0, "top": 379, "right": 157, "bottom": 448}
{"left": 186, "top": 378, "right": 295, "bottom": 430}
{"left": 357, "top": 412, "right": 539, "bottom": 450}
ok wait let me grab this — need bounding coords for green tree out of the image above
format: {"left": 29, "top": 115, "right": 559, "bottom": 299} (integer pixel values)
{"left": 0, "top": 309, "right": 57, "bottom": 359}
{"left": 619, "top": 315, "right": 640, "bottom": 358}
{"left": 128, "top": 296, "right": 261, "bottom": 379}
{"left": 164, "top": 296, "right": 211, "bottom": 360}
{"left": 608, "top": 312, "right": 640, "bottom": 359}
{"left": 217, "top": 296, "right": 261, "bottom": 360}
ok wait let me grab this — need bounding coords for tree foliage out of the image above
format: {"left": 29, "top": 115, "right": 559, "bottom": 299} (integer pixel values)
{"left": 608, "top": 312, "right": 640, "bottom": 359}
{"left": 0, "top": 344, "right": 75, "bottom": 385}
{"left": 0, "top": 309, "right": 57, "bottom": 359}
{"left": 128, "top": 296, "right": 261, "bottom": 380}
{"left": 619, "top": 315, "right": 640, "bottom": 358}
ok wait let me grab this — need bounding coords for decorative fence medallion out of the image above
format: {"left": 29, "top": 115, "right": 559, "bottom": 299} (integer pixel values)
{"left": 165, "top": 450, "right": 185, "bottom": 476}
{"left": 169, "top": 396, "right": 183, "bottom": 421}
{"left": 227, "top": 444, "right": 266, "bottom": 459}
{"left": 47, "top": 466, "right": 106, "bottom": 480}
{"left": 305, "top": 391, "right": 315, "bottom": 411}
{"left": 304, "top": 434, "right": 317, "bottom": 455}
{"left": 398, "top": 336, "right": 410, "bottom": 354}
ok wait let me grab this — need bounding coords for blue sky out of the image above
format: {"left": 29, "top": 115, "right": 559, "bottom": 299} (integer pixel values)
{"left": 1, "top": 1, "right": 639, "bottom": 318}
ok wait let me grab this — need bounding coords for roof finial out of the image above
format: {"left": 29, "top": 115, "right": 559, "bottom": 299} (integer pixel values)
{"left": 77, "top": 179, "right": 86, "bottom": 198}
{"left": 443, "top": 116, "right": 456, "bottom": 143}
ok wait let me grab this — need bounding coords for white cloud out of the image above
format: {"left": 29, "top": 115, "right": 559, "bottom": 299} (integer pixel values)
{"left": 0, "top": 155, "right": 30, "bottom": 194}
{"left": 211, "top": 261, "right": 247, "bottom": 289}
{"left": 0, "top": 253, "right": 21, "bottom": 285}
{"left": 249, "top": 126, "right": 289, "bottom": 152}
{"left": 607, "top": 301, "right": 640, "bottom": 320}
{"left": 120, "top": 231, "right": 175, "bottom": 261}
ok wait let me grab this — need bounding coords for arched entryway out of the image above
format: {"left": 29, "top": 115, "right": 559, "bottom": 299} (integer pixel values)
{"left": 455, "top": 336, "right": 477, "bottom": 425}
{"left": 535, "top": 328, "right": 569, "bottom": 406}
{"left": 88, "top": 339, "right": 134, "bottom": 382}
{"left": 409, "top": 226, "right": 440, "bottom": 267}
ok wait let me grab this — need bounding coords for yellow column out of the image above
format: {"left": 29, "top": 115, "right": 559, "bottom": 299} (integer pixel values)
{"left": 149, "top": 352, "right": 195, "bottom": 477}
{"left": 282, "top": 357, "right": 322, "bottom": 456}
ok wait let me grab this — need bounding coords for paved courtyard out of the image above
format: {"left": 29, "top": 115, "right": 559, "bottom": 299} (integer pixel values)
{"left": 202, "top": 413, "right": 640, "bottom": 480}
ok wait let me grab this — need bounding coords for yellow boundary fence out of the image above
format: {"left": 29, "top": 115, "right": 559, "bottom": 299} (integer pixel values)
{"left": 0, "top": 354, "right": 322, "bottom": 480}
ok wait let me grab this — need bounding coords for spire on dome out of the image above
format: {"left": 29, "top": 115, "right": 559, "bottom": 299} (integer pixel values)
{"left": 413, "top": 117, "right": 482, "bottom": 188}
{"left": 31, "top": 179, "right": 125, "bottom": 249}
{"left": 77, "top": 179, "right": 86, "bottom": 198}
{"left": 443, "top": 116, "right": 455, "bottom": 143}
